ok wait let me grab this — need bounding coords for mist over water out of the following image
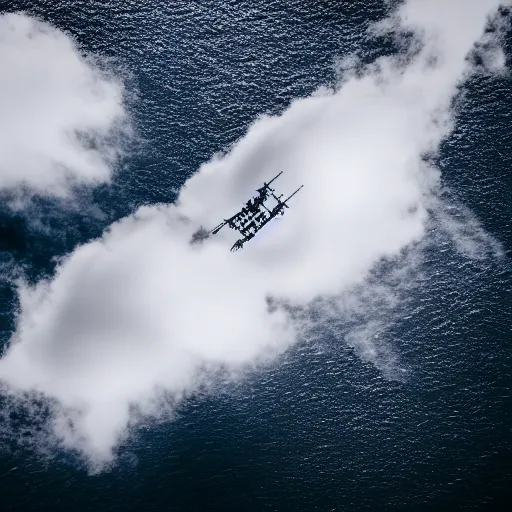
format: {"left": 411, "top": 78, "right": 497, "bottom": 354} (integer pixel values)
{"left": 0, "top": 1, "right": 510, "bottom": 508}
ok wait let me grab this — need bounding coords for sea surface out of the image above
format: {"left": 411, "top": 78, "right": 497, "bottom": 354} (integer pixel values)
{"left": 0, "top": 1, "right": 511, "bottom": 511}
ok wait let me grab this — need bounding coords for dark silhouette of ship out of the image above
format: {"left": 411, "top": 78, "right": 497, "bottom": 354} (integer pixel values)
{"left": 209, "top": 172, "right": 303, "bottom": 251}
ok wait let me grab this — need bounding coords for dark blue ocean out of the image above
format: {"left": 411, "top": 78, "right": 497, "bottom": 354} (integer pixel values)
{"left": 1, "top": 1, "right": 511, "bottom": 510}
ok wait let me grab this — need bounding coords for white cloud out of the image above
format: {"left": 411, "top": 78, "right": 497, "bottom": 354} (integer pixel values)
{"left": 0, "top": 13, "right": 128, "bottom": 196}
{"left": 0, "top": 1, "right": 507, "bottom": 469}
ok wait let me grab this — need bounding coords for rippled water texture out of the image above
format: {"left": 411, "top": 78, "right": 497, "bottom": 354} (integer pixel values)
{"left": 0, "top": 1, "right": 511, "bottom": 510}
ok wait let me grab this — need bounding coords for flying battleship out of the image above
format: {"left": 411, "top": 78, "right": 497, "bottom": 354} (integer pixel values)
{"left": 210, "top": 172, "right": 303, "bottom": 251}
